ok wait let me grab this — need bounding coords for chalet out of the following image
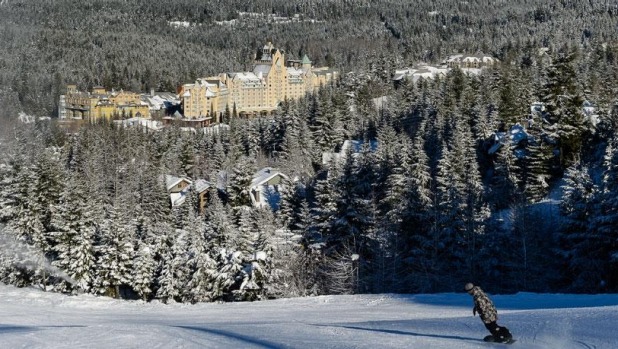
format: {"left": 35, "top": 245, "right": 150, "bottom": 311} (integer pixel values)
{"left": 166, "top": 175, "right": 192, "bottom": 207}
{"left": 165, "top": 175, "right": 212, "bottom": 214}
{"left": 193, "top": 179, "right": 212, "bottom": 214}
{"left": 487, "top": 124, "right": 528, "bottom": 157}
{"left": 249, "top": 168, "right": 288, "bottom": 210}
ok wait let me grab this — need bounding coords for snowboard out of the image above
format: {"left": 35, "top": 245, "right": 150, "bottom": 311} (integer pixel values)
{"left": 483, "top": 335, "right": 516, "bottom": 344}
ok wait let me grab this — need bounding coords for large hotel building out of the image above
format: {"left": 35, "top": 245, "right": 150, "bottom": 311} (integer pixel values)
{"left": 178, "top": 42, "right": 338, "bottom": 124}
{"left": 63, "top": 85, "right": 150, "bottom": 121}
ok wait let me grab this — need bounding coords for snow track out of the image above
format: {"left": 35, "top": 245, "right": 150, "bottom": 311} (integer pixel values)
{"left": 0, "top": 285, "right": 616, "bottom": 349}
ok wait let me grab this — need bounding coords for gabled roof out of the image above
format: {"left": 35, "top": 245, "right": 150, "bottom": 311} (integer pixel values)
{"left": 193, "top": 179, "right": 212, "bottom": 194}
{"left": 165, "top": 175, "right": 192, "bottom": 191}
{"left": 251, "top": 167, "right": 288, "bottom": 188}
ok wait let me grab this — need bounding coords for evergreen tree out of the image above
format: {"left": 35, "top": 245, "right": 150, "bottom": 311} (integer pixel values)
{"left": 94, "top": 202, "right": 135, "bottom": 298}
{"left": 227, "top": 156, "right": 256, "bottom": 208}
{"left": 541, "top": 48, "right": 587, "bottom": 168}
{"left": 156, "top": 229, "right": 191, "bottom": 303}
{"left": 586, "top": 140, "right": 618, "bottom": 291}
{"left": 132, "top": 240, "right": 157, "bottom": 301}
{"left": 50, "top": 174, "right": 97, "bottom": 293}
{"left": 557, "top": 164, "right": 598, "bottom": 291}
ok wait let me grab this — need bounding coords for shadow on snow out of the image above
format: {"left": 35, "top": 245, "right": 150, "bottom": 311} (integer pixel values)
{"left": 174, "top": 325, "right": 288, "bottom": 349}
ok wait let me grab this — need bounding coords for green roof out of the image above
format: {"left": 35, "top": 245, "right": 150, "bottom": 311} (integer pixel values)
{"left": 301, "top": 55, "right": 312, "bottom": 64}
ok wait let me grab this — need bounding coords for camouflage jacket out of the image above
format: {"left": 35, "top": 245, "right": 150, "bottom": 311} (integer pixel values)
{"left": 471, "top": 286, "right": 498, "bottom": 323}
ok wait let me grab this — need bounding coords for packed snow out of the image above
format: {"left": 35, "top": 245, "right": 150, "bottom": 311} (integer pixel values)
{"left": 0, "top": 284, "right": 616, "bottom": 348}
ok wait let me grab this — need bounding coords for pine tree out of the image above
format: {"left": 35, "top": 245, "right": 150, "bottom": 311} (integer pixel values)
{"left": 586, "top": 140, "right": 618, "bottom": 291}
{"left": 227, "top": 156, "right": 256, "bottom": 208}
{"left": 0, "top": 157, "right": 20, "bottom": 223}
{"left": 521, "top": 136, "right": 555, "bottom": 202}
{"left": 541, "top": 48, "right": 587, "bottom": 169}
{"left": 156, "top": 229, "right": 191, "bottom": 303}
{"left": 325, "top": 144, "right": 377, "bottom": 293}
{"left": 375, "top": 133, "right": 411, "bottom": 292}
{"left": 50, "top": 174, "right": 97, "bottom": 293}
{"left": 132, "top": 240, "right": 157, "bottom": 301}
{"left": 489, "top": 140, "right": 523, "bottom": 210}
{"left": 181, "top": 199, "right": 216, "bottom": 303}
{"left": 400, "top": 120, "right": 434, "bottom": 292}
{"left": 94, "top": 202, "right": 135, "bottom": 298}
{"left": 235, "top": 208, "right": 280, "bottom": 301}
{"left": 557, "top": 164, "right": 598, "bottom": 291}
{"left": 7, "top": 158, "right": 46, "bottom": 247}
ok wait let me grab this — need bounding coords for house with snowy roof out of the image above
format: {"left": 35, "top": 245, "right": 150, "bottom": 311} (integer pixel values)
{"left": 487, "top": 124, "right": 528, "bottom": 159}
{"left": 165, "top": 175, "right": 213, "bottom": 214}
{"left": 249, "top": 168, "right": 288, "bottom": 210}
{"left": 166, "top": 175, "right": 192, "bottom": 207}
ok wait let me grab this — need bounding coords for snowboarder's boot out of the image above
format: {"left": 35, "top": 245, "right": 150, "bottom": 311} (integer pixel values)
{"left": 496, "top": 327, "right": 513, "bottom": 343}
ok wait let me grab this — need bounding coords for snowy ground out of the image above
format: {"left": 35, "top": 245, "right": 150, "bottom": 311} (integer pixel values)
{"left": 0, "top": 284, "right": 616, "bottom": 349}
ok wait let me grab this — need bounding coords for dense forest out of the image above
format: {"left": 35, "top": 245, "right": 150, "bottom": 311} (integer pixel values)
{"left": 1, "top": 0, "right": 618, "bottom": 300}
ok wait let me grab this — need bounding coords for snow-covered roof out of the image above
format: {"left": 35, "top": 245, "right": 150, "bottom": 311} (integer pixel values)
{"left": 205, "top": 88, "right": 216, "bottom": 97}
{"left": 193, "top": 179, "right": 212, "bottom": 194}
{"left": 231, "top": 72, "right": 264, "bottom": 84}
{"left": 253, "top": 64, "right": 271, "bottom": 77}
{"left": 170, "top": 191, "right": 188, "bottom": 207}
{"left": 286, "top": 67, "right": 304, "bottom": 77}
{"left": 341, "top": 140, "right": 378, "bottom": 153}
{"left": 393, "top": 65, "right": 449, "bottom": 81}
{"left": 165, "top": 175, "right": 192, "bottom": 191}
{"left": 142, "top": 95, "right": 166, "bottom": 109}
{"left": 113, "top": 117, "right": 163, "bottom": 131}
{"left": 251, "top": 167, "right": 288, "bottom": 188}
{"left": 446, "top": 54, "right": 498, "bottom": 64}
{"left": 488, "top": 124, "right": 528, "bottom": 155}
{"left": 201, "top": 123, "right": 231, "bottom": 135}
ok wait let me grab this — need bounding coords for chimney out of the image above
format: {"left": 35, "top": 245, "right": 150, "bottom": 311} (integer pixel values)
{"left": 150, "top": 88, "right": 155, "bottom": 97}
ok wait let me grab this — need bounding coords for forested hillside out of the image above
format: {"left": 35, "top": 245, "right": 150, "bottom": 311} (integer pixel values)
{"left": 0, "top": 0, "right": 617, "bottom": 300}
{"left": 3, "top": 0, "right": 618, "bottom": 116}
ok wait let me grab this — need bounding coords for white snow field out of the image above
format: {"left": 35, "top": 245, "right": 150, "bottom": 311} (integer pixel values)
{"left": 0, "top": 284, "right": 616, "bottom": 349}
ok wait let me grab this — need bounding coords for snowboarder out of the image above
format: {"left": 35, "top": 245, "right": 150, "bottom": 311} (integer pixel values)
{"left": 465, "top": 282, "right": 514, "bottom": 344}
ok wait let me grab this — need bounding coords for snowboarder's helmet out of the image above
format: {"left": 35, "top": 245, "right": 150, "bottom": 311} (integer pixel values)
{"left": 464, "top": 283, "right": 474, "bottom": 292}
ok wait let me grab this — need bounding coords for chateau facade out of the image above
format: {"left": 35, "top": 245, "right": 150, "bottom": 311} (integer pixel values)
{"left": 179, "top": 42, "right": 338, "bottom": 122}
{"left": 63, "top": 85, "right": 150, "bottom": 121}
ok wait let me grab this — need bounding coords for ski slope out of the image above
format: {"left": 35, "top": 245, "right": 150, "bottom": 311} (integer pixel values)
{"left": 0, "top": 284, "right": 616, "bottom": 348}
